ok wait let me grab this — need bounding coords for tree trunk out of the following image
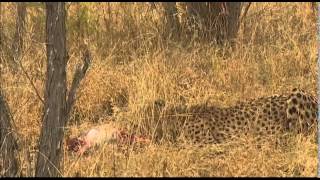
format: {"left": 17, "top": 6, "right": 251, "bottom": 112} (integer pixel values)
{"left": 185, "top": 2, "right": 207, "bottom": 39}
{"left": 35, "top": 2, "right": 67, "bottom": 177}
{"left": 35, "top": 2, "right": 91, "bottom": 176}
{"left": 0, "top": 6, "right": 20, "bottom": 176}
{"left": 185, "top": 2, "right": 242, "bottom": 44}
{"left": 0, "top": 90, "right": 19, "bottom": 177}
{"left": 0, "top": 2, "right": 2, "bottom": 48}
{"left": 12, "top": 2, "right": 27, "bottom": 62}
{"left": 311, "top": 2, "right": 317, "bottom": 14}
{"left": 0, "top": 2, "right": 3, "bottom": 75}
{"left": 162, "top": 2, "right": 181, "bottom": 40}
{"left": 224, "top": 2, "right": 242, "bottom": 43}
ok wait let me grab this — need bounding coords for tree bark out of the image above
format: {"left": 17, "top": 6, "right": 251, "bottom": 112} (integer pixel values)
{"left": 0, "top": 2, "right": 3, "bottom": 75}
{"left": 311, "top": 2, "right": 317, "bottom": 14}
{"left": 162, "top": 2, "right": 181, "bottom": 40}
{"left": 185, "top": 2, "right": 242, "bottom": 44}
{"left": 35, "top": 2, "right": 67, "bottom": 177}
{"left": 0, "top": 2, "right": 2, "bottom": 48}
{"left": 0, "top": 90, "right": 19, "bottom": 177}
{"left": 185, "top": 2, "right": 207, "bottom": 39}
{"left": 12, "top": 2, "right": 27, "bottom": 62}
{"left": 225, "top": 2, "right": 242, "bottom": 43}
{"left": 0, "top": 5, "right": 20, "bottom": 176}
{"left": 35, "top": 2, "right": 91, "bottom": 176}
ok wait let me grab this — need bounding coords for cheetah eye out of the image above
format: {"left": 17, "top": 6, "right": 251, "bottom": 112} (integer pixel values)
{"left": 296, "top": 93, "right": 302, "bottom": 98}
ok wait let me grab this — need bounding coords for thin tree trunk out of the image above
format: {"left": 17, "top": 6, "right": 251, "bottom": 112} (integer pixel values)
{"left": 162, "top": 2, "right": 181, "bottom": 40}
{"left": 0, "top": 6, "right": 19, "bottom": 177}
{"left": 0, "top": 90, "right": 19, "bottom": 177}
{"left": 0, "top": 2, "right": 2, "bottom": 48}
{"left": 185, "top": 2, "right": 207, "bottom": 39}
{"left": 185, "top": 2, "right": 242, "bottom": 44}
{"left": 225, "top": 2, "right": 242, "bottom": 43}
{"left": 12, "top": 2, "right": 26, "bottom": 62}
{"left": 311, "top": 2, "right": 317, "bottom": 14}
{"left": 35, "top": 2, "right": 67, "bottom": 177}
{"left": 0, "top": 2, "right": 3, "bottom": 75}
{"left": 35, "top": 2, "right": 91, "bottom": 176}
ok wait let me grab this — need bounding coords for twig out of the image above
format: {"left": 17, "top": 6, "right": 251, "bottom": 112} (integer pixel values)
{"left": 19, "top": 60, "right": 45, "bottom": 105}
{"left": 3, "top": 35, "right": 45, "bottom": 105}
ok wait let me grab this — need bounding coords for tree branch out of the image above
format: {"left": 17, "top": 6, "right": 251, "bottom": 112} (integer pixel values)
{"left": 65, "top": 48, "right": 91, "bottom": 122}
{"left": 240, "top": 2, "right": 251, "bottom": 24}
{"left": 19, "top": 60, "right": 45, "bottom": 105}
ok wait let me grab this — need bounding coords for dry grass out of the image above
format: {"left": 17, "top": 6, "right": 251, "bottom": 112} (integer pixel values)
{"left": 0, "top": 2, "right": 317, "bottom": 177}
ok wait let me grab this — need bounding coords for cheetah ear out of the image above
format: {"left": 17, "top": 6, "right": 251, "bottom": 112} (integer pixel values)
{"left": 292, "top": 88, "right": 298, "bottom": 92}
{"left": 291, "top": 88, "right": 305, "bottom": 94}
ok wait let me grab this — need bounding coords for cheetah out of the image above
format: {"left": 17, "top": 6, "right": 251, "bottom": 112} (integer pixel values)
{"left": 146, "top": 88, "right": 318, "bottom": 144}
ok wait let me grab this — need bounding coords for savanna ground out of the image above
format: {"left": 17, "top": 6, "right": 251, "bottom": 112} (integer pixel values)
{"left": 0, "top": 2, "right": 318, "bottom": 177}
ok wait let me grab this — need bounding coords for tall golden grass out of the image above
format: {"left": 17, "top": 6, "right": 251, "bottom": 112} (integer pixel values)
{"left": 0, "top": 2, "right": 317, "bottom": 177}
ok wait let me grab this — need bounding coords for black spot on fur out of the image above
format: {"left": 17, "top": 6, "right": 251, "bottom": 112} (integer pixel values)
{"left": 289, "top": 107, "right": 297, "bottom": 114}
{"left": 274, "top": 110, "right": 278, "bottom": 115}
{"left": 292, "top": 98, "right": 298, "bottom": 105}
{"left": 305, "top": 111, "right": 310, "bottom": 119}
{"left": 299, "top": 104, "right": 304, "bottom": 109}
{"left": 303, "top": 96, "right": 307, "bottom": 101}
{"left": 299, "top": 113, "right": 304, "bottom": 119}
{"left": 306, "top": 103, "right": 311, "bottom": 109}
{"left": 312, "top": 112, "right": 317, "bottom": 119}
